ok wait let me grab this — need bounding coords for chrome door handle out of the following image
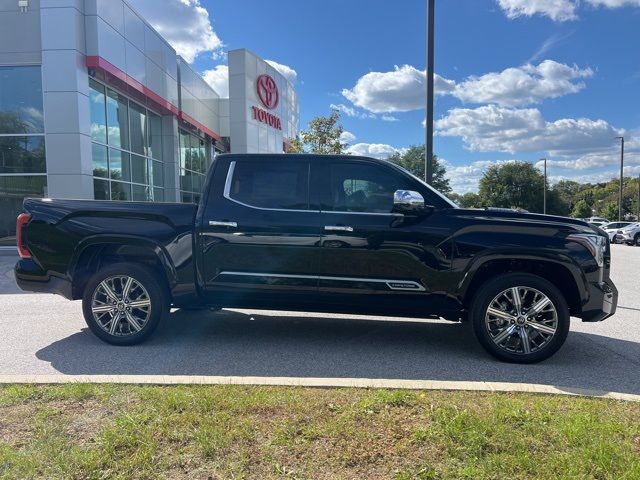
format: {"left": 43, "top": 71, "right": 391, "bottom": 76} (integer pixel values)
{"left": 209, "top": 221, "right": 237, "bottom": 228}
{"left": 324, "top": 225, "right": 353, "bottom": 232}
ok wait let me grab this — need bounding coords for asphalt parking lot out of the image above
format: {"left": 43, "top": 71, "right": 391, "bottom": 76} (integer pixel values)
{"left": 1, "top": 245, "right": 639, "bottom": 394}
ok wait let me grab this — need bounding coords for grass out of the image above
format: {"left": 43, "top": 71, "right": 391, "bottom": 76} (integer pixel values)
{"left": 0, "top": 385, "right": 639, "bottom": 479}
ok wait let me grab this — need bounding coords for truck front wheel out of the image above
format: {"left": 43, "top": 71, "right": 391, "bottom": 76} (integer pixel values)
{"left": 81, "top": 263, "right": 168, "bottom": 345}
{"left": 470, "top": 273, "right": 570, "bottom": 363}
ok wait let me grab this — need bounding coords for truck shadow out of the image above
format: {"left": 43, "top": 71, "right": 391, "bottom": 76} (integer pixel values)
{"left": 36, "top": 308, "right": 640, "bottom": 396}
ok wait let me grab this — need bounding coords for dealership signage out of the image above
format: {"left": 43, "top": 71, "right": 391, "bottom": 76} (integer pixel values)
{"left": 252, "top": 74, "right": 282, "bottom": 130}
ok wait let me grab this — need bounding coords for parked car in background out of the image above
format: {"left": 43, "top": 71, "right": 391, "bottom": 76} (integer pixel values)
{"left": 586, "top": 217, "right": 609, "bottom": 224}
{"left": 617, "top": 223, "right": 640, "bottom": 246}
{"left": 588, "top": 221, "right": 608, "bottom": 229}
{"left": 603, "top": 222, "right": 633, "bottom": 243}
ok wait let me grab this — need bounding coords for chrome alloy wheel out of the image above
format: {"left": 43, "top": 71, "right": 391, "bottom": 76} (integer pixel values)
{"left": 484, "top": 286, "right": 558, "bottom": 355}
{"left": 90, "top": 275, "right": 151, "bottom": 337}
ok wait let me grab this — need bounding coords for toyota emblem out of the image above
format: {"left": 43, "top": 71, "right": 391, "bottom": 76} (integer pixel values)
{"left": 256, "top": 74, "right": 279, "bottom": 110}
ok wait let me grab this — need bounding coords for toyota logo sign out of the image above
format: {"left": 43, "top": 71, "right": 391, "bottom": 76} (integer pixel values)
{"left": 256, "top": 74, "right": 279, "bottom": 110}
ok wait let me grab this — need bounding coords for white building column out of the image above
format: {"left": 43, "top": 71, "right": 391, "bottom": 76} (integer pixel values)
{"left": 40, "top": 0, "right": 93, "bottom": 199}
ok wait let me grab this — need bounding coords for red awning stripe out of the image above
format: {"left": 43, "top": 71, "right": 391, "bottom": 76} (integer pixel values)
{"left": 86, "top": 56, "right": 221, "bottom": 141}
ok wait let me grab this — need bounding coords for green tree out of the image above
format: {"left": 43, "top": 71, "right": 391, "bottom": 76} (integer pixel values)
{"left": 448, "top": 192, "right": 482, "bottom": 208}
{"left": 387, "top": 145, "right": 451, "bottom": 195}
{"left": 478, "top": 161, "right": 567, "bottom": 214}
{"left": 287, "top": 136, "right": 304, "bottom": 153}
{"left": 479, "top": 162, "right": 542, "bottom": 212}
{"left": 454, "top": 192, "right": 482, "bottom": 208}
{"left": 571, "top": 199, "right": 592, "bottom": 218}
{"left": 600, "top": 202, "right": 619, "bottom": 221}
{"left": 294, "top": 110, "right": 346, "bottom": 154}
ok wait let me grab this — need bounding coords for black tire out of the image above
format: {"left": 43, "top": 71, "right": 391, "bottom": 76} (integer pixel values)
{"left": 81, "top": 263, "right": 168, "bottom": 345}
{"left": 635, "top": 234, "right": 640, "bottom": 247}
{"left": 470, "top": 273, "right": 570, "bottom": 363}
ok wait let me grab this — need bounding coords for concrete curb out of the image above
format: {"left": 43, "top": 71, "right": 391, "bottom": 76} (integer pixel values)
{"left": 0, "top": 375, "right": 638, "bottom": 402}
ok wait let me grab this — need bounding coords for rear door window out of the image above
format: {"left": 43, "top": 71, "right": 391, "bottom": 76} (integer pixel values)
{"left": 226, "top": 161, "right": 310, "bottom": 210}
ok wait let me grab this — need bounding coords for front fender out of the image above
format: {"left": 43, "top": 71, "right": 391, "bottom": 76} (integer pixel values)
{"left": 457, "top": 249, "right": 590, "bottom": 305}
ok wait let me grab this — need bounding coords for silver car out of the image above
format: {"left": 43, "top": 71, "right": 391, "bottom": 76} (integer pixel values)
{"left": 603, "top": 221, "right": 633, "bottom": 243}
{"left": 616, "top": 222, "right": 640, "bottom": 246}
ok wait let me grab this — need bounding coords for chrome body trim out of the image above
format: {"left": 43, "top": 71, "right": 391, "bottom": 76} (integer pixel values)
{"left": 324, "top": 225, "right": 354, "bottom": 232}
{"left": 222, "top": 160, "right": 404, "bottom": 217}
{"left": 209, "top": 221, "right": 237, "bottom": 228}
{"left": 215, "top": 271, "right": 426, "bottom": 292}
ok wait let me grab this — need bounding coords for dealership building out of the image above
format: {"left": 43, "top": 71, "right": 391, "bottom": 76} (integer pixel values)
{"left": 0, "top": 0, "right": 299, "bottom": 245}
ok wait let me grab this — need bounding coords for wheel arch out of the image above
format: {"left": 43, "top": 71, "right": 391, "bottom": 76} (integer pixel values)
{"left": 69, "top": 236, "right": 176, "bottom": 300}
{"left": 460, "top": 254, "right": 586, "bottom": 317}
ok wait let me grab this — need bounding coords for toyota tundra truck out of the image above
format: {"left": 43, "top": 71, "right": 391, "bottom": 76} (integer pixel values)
{"left": 14, "top": 154, "right": 618, "bottom": 363}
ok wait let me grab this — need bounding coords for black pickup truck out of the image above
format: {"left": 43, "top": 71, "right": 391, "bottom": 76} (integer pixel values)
{"left": 15, "top": 154, "right": 617, "bottom": 363}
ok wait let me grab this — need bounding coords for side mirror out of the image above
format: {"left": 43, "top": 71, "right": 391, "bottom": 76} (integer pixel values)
{"left": 392, "top": 190, "right": 434, "bottom": 215}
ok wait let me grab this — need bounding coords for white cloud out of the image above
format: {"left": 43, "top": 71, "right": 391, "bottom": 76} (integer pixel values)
{"left": 381, "top": 114, "right": 400, "bottom": 122}
{"left": 528, "top": 32, "right": 574, "bottom": 63}
{"left": 496, "top": 0, "right": 579, "bottom": 21}
{"left": 341, "top": 65, "right": 455, "bottom": 113}
{"left": 130, "top": 0, "right": 222, "bottom": 63}
{"left": 339, "top": 131, "right": 356, "bottom": 144}
{"left": 201, "top": 65, "right": 229, "bottom": 97}
{"left": 496, "top": 0, "right": 640, "bottom": 22}
{"left": 341, "top": 60, "right": 591, "bottom": 113}
{"left": 330, "top": 103, "right": 376, "bottom": 119}
{"left": 453, "top": 60, "right": 592, "bottom": 107}
{"left": 533, "top": 136, "right": 639, "bottom": 175}
{"left": 265, "top": 60, "right": 298, "bottom": 85}
{"left": 346, "top": 143, "right": 405, "bottom": 159}
{"left": 444, "top": 159, "right": 522, "bottom": 193}
{"left": 586, "top": 0, "right": 640, "bottom": 7}
{"left": 435, "top": 105, "right": 623, "bottom": 155}
{"left": 202, "top": 59, "right": 297, "bottom": 98}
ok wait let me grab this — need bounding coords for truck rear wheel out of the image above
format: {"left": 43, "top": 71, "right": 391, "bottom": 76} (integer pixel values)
{"left": 81, "top": 263, "right": 168, "bottom": 345}
{"left": 470, "top": 273, "right": 570, "bottom": 363}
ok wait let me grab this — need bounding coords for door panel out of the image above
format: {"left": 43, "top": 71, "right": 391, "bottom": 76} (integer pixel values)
{"left": 200, "top": 159, "right": 322, "bottom": 307}
{"left": 313, "top": 160, "right": 454, "bottom": 315}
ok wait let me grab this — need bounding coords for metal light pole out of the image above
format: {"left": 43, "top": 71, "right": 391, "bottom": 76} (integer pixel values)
{"left": 541, "top": 158, "right": 547, "bottom": 214}
{"left": 637, "top": 173, "right": 640, "bottom": 221}
{"left": 425, "top": 0, "right": 435, "bottom": 185}
{"left": 616, "top": 136, "right": 624, "bottom": 221}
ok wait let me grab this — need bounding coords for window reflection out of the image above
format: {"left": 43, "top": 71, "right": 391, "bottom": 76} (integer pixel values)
{"left": 129, "top": 102, "right": 146, "bottom": 156}
{"left": 179, "top": 129, "right": 210, "bottom": 203}
{"left": 0, "top": 66, "right": 46, "bottom": 245}
{"left": 0, "top": 66, "right": 44, "bottom": 134}
{"left": 106, "top": 89, "right": 129, "bottom": 150}
{"left": 0, "top": 137, "right": 45, "bottom": 174}
{"left": 89, "top": 78, "right": 164, "bottom": 202}
{"left": 89, "top": 79, "right": 106, "bottom": 143}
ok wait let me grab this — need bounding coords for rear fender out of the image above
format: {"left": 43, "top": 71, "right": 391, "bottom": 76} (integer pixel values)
{"left": 68, "top": 235, "right": 177, "bottom": 298}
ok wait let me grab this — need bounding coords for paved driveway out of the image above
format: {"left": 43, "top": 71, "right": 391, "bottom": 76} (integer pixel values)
{"left": 1, "top": 245, "right": 639, "bottom": 394}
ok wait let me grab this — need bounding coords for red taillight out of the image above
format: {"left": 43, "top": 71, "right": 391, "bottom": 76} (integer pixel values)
{"left": 16, "top": 213, "right": 32, "bottom": 259}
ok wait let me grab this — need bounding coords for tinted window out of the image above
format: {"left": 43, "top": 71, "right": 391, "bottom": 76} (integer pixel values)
{"left": 129, "top": 102, "right": 147, "bottom": 155}
{"left": 106, "top": 89, "right": 129, "bottom": 150}
{"left": 228, "top": 161, "right": 309, "bottom": 210}
{"left": 326, "top": 163, "right": 408, "bottom": 213}
{"left": 89, "top": 79, "right": 106, "bottom": 143}
{"left": 0, "top": 66, "right": 44, "bottom": 134}
{"left": 0, "top": 136, "right": 45, "bottom": 174}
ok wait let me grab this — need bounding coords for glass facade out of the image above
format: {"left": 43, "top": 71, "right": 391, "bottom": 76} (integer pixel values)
{"left": 179, "top": 129, "right": 210, "bottom": 203}
{"left": 0, "top": 66, "right": 46, "bottom": 246}
{"left": 90, "top": 78, "right": 164, "bottom": 202}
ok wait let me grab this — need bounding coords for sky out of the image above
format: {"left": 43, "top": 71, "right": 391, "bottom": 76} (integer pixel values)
{"left": 128, "top": 0, "right": 640, "bottom": 193}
